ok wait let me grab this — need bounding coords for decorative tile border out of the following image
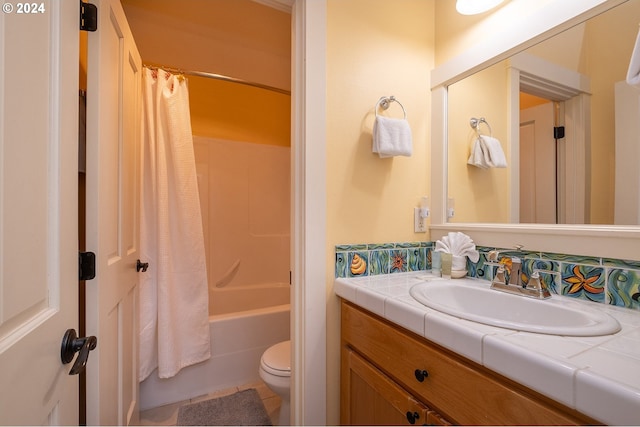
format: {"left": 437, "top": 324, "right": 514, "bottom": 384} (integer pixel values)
{"left": 335, "top": 242, "right": 432, "bottom": 279}
{"left": 336, "top": 242, "right": 640, "bottom": 311}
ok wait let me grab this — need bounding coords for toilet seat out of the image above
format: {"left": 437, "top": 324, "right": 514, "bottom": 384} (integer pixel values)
{"left": 260, "top": 340, "right": 291, "bottom": 377}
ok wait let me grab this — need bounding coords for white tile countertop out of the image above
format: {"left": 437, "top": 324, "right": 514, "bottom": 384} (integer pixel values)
{"left": 334, "top": 272, "right": 640, "bottom": 426}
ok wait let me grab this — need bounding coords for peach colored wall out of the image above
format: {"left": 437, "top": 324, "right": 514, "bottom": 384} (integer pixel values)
{"left": 187, "top": 76, "right": 290, "bottom": 147}
{"left": 521, "top": 93, "right": 550, "bottom": 110}
{"left": 121, "top": 0, "right": 291, "bottom": 147}
{"left": 325, "top": 0, "right": 435, "bottom": 423}
{"left": 447, "top": 61, "right": 509, "bottom": 223}
{"left": 121, "top": 0, "right": 290, "bottom": 90}
{"left": 582, "top": 1, "right": 640, "bottom": 223}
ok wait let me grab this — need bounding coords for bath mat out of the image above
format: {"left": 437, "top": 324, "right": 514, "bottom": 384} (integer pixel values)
{"left": 177, "top": 388, "right": 272, "bottom": 426}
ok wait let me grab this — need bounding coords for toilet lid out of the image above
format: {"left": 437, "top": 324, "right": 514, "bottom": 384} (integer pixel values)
{"left": 261, "top": 340, "right": 291, "bottom": 377}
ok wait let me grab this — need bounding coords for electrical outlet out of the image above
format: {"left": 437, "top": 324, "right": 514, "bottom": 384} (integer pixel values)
{"left": 414, "top": 207, "right": 427, "bottom": 233}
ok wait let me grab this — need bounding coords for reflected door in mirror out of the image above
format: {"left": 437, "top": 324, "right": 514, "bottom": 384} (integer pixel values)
{"left": 520, "top": 101, "right": 556, "bottom": 223}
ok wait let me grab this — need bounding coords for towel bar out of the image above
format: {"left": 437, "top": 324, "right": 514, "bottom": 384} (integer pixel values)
{"left": 470, "top": 117, "right": 492, "bottom": 136}
{"left": 376, "top": 96, "right": 407, "bottom": 119}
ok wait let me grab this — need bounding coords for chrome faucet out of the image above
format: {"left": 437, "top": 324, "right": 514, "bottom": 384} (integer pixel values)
{"left": 507, "top": 257, "right": 522, "bottom": 286}
{"left": 490, "top": 256, "right": 552, "bottom": 299}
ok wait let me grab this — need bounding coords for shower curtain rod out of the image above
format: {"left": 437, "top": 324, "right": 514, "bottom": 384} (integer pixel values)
{"left": 144, "top": 64, "right": 291, "bottom": 96}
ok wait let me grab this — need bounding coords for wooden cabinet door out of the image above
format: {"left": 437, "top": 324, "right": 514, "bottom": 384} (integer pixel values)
{"left": 342, "top": 348, "right": 429, "bottom": 425}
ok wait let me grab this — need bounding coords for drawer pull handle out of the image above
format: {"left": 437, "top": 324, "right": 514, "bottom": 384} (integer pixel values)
{"left": 406, "top": 411, "right": 420, "bottom": 424}
{"left": 414, "top": 369, "right": 429, "bottom": 382}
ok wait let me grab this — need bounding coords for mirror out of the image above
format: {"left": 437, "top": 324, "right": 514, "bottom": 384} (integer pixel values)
{"left": 446, "top": 0, "right": 640, "bottom": 225}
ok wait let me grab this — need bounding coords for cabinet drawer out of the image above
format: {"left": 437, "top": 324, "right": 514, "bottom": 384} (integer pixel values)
{"left": 341, "top": 301, "right": 590, "bottom": 425}
{"left": 343, "top": 348, "right": 431, "bottom": 425}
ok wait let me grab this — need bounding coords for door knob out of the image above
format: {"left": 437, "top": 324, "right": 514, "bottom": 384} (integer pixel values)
{"left": 136, "top": 259, "right": 149, "bottom": 272}
{"left": 60, "top": 329, "right": 97, "bottom": 375}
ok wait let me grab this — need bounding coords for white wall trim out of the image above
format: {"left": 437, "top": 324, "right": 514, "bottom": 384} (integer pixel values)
{"left": 291, "top": 1, "right": 327, "bottom": 425}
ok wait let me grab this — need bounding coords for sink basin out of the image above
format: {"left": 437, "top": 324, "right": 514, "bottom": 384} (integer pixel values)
{"left": 409, "top": 278, "right": 621, "bottom": 336}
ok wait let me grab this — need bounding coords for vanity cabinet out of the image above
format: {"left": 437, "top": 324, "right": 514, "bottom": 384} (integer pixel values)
{"left": 343, "top": 347, "right": 450, "bottom": 425}
{"left": 340, "top": 300, "right": 598, "bottom": 426}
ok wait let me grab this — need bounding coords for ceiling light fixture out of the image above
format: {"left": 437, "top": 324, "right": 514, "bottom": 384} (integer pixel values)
{"left": 456, "top": 0, "right": 505, "bottom": 15}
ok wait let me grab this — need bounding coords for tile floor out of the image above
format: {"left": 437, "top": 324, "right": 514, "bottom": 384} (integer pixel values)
{"left": 138, "top": 380, "right": 281, "bottom": 426}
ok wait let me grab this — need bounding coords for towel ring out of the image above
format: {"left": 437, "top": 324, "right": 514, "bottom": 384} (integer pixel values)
{"left": 470, "top": 117, "right": 492, "bottom": 136}
{"left": 376, "top": 96, "right": 407, "bottom": 119}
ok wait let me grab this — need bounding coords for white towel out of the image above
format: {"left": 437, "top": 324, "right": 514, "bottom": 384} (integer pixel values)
{"left": 481, "top": 135, "right": 507, "bottom": 168}
{"left": 372, "top": 115, "right": 413, "bottom": 158}
{"left": 467, "top": 137, "right": 489, "bottom": 168}
{"left": 434, "top": 231, "right": 480, "bottom": 263}
{"left": 627, "top": 27, "right": 640, "bottom": 88}
{"left": 468, "top": 135, "right": 506, "bottom": 168}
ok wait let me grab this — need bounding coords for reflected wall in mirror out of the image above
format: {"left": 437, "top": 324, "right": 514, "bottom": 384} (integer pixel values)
{"left": 447, "top": 0, "right": 640, "bottom": 225}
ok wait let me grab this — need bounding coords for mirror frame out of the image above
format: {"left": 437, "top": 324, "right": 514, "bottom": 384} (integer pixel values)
{"left": 430, "top": 0, "right": 640, "bottom": 261}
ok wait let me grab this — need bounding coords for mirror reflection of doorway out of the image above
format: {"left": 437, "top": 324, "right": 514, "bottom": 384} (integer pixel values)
{"left": 519, "top": 94, "right": 557, "bottom": 223}
{"left": 513, "top": 57, "right": 591, "bottom": 225}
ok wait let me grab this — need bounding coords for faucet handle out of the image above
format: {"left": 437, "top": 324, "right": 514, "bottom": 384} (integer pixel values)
{"left": 526, "top": 270, "right": 552, "bottom": 298}
{"left": 527, "top": 271, "right": 542, "bottom": 290}
{"left": 492, "top": 264, "right": 507, "bottom": 286}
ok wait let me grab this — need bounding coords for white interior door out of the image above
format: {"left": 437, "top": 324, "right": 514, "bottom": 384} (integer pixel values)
{"left": 0, "top": 1, "right": 80, "bottom": 424}
{"left": 85, "top": 0, "right": 142, "bottom": 424}
{"left": 520, "top": 101, "right": 556, "bottom": 223}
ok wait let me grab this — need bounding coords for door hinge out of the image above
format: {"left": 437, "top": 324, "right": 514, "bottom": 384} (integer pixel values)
{"left": 80, "top": 1, "right": 97, "bottom": 32}
{"left": 79, "top": 252, "right": 96, "bottom": 281}
{"left": 553, "top": 126, "right": 565, "bottom": 140}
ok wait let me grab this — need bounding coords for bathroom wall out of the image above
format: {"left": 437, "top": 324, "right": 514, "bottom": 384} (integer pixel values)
{"left": 580, "top": 2, "right": 640, "bottom": 223}
{"left": 447, "top": 61, "right": 510, "bottom": 223}
{"left": 188, "top": 76, "right": 290, "bottom": 147}
{"left": 325, "top": 0, "right": 435, "bottom": 423}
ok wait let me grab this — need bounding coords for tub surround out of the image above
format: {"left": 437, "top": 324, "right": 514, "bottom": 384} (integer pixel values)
{"left": 335, "top": 271, "right": 640, "bottom": 425}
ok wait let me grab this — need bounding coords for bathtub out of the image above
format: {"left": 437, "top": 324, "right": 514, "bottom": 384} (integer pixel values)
{"left": 139, "top": 283, "right": 290, "bottom": 411}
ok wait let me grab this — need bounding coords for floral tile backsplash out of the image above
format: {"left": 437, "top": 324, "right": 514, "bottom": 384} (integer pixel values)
{"left": 335, "top": 242, "right": 431, "bottom": 278}
{"left": 335, "top": 242, "right": 640, "bottom": 311}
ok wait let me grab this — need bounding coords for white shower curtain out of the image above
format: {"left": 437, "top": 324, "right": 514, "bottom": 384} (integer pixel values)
{"left": 139, "top": 67, "right": 210, "bottom": 381}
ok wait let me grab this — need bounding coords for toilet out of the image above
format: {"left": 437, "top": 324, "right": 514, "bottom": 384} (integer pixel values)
{"left": 259, "top": 340, "right": 291, "bottom": 426}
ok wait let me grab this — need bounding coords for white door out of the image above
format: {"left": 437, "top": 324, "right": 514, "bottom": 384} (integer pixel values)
{"left": 85, "top": 0, "right": 142, "bottom": 425}
{"left": 0, "top": 1, "right": 80, "bottom": 424}
{"left": 520, "top": 101, "right": 556, "bottom": 223}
